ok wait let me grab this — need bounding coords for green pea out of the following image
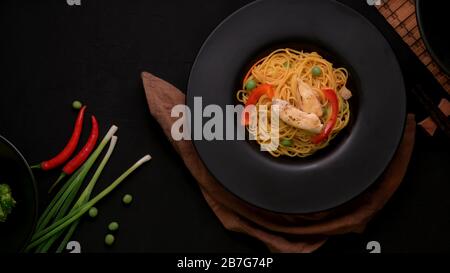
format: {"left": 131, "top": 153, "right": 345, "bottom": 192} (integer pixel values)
{"left": 281, "top": 138, "right": 293, "bottom": 147}
{"left": 88, "top": 207, "right": 98, "bottom": 218}
{"left": 283, "top": 62, "right": 290, "bottom": 68}
{"left": 105, "top": 234, "right": 115, "bottom": 246}
{"left": 245, "top": 79, "right": 257, "bottom": 91}
{"left": 108, "top": 221, "right": 119, "bottom": 232}
{"left": 122, "top": 194, "right": 133, "bottom": 205}
{"left": 72, "top": 100, "right": 83, "bottom": 110}
{"left": 311, "top": 66, "right": 322, "bottom": 77}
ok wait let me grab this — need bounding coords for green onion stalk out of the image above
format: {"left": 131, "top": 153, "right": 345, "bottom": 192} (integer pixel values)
{"left": 38, "top": 136, "right": 118, "bottom": 253}
{"left": 26, "top": 154, "right": 151, "bottom": 252}
{"left": 27, "top": 125, "right": 118, "bottom": 252}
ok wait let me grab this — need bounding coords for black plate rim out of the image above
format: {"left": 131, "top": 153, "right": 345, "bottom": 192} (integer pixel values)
{"left": 416, "top": 0, "right": 450, "bottom": 76}
{"left": 0, "top": 134, "right": 38, "bottom": 252}
{"left": 187, "top": 0, "right": 406, "bottom": 214}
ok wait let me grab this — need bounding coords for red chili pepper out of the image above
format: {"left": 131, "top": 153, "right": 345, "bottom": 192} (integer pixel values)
{"left": 32, "top": 106, "right": 87, "bottom": 170}
{"left": 49, "top": 115, "right": 99, "bottom": 193}
{"left": 241, "top": 84, "right": 274, "bottom": 126}
{"left": 63, "top": 115, "right": 99, "bottom": 174}
{"left": 311, "top": 88, "right": 339, "bottom": 144}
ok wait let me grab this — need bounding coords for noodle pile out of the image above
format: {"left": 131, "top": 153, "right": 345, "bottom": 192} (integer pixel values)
{"left": 236, "top": 48, "right": 351, "bottom": 157}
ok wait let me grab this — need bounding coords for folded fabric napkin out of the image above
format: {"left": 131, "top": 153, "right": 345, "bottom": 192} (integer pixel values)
{"left": 141, "top": 71, "right": 416, "bottom": 253}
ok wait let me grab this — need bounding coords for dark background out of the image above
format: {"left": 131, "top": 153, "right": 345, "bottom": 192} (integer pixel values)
{"left": 0, "top": 0, "right": 449, "bottom": 253}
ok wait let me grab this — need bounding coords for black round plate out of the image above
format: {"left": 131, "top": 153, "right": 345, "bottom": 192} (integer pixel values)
{"left": 0, "top": 135, "right": 38, "bottom": 252}
{"left": 187, "top": 0, "right": 406, "bottom": 214}
{"left": 416, "top": 0, "right": 450, "bottom": 75}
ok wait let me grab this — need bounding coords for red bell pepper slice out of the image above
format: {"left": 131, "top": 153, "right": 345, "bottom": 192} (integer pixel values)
{"left": 241, "top": 84, "right": 274, "bottom": 126}
{"left": 311, "top": 88, "right": 339, "bottom": 144}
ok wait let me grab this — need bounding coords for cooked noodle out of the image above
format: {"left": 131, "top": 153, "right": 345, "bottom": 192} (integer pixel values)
{"left": 236, "top": 48, "right": 351, "bottom": 157}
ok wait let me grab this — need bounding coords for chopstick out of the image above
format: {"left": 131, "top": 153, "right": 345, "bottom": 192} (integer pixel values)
{"left": 411, "top": 85, "right": 450, "bottom": 138}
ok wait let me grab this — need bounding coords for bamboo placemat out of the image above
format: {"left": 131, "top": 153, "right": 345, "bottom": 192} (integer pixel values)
{"left": 376, "top": 0, "right": 450, "bottom": 94}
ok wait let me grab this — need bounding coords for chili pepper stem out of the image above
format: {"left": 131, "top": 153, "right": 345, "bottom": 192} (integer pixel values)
{"left": 48, "top": 173, "right": 67, "bottom": 194}
{"left": 30, "top": 164, "right": 41, "bottom": 170}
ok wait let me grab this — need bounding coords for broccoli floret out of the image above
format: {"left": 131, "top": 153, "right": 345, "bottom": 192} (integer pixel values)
{"left": 0, "top": 184, "right": 16, "bottom": 222}
{"left": 0, "top": 184, "right": 10, "bottom": 195}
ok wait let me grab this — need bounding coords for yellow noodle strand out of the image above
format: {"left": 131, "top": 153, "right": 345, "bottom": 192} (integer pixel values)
{"left": 236, "top": 48, "right": 351, "bottom": 157}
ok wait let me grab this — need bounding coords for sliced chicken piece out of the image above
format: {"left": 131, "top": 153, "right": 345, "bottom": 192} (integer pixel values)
{"left": 339, "top": 86, "right": 352, "bottom": 100}
{"left": 272, "top": 99, "right": 323, "bottom": 134}
{"left": 297, "top": 79, "right": 323, "bottom": 117}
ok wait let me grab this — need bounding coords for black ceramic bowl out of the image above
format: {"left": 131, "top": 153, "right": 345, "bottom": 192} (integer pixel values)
{"left": 187, "top": 0, "right": 406, "bottom": 214}
{"left": 0, "top": 135, "right": 38, "bottom": 252}
{"left": 416, "top": 0, "right": 450, "bottom": 75}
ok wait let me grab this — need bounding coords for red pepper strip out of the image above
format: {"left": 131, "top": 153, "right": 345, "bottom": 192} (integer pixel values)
{"left": 35, "top": 106, "right": 87, "bottom": 170}
{"left": 311, "top": 88, "right": 339, "bottom": 144}
{"left": 241, "top": 84, "right": 274, "bottom": 126}
{"left": 49, "top": 115, "right": 99, "bottom": 193}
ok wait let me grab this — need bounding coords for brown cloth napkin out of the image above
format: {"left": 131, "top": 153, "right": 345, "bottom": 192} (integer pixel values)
{"left": 142, "top": 71, "right": 416, "bottom": 253}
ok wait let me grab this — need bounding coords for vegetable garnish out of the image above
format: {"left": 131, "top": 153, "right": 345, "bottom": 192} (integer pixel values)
{"left": 280, "top": 138, "right": 293, "bottom": 147}
{"left": 31, "top": 106, "right": 87, "bottom": 170}
{"left": 245, "top": 79, "right": 257, "bottom": 91}
{"left": 49, "top": 115, "right": 99, "bottom": 193}
{"left": 105, "top": 234, "right": 115, "bottom": 246}
{"left": 26, "top": 153, "right": 151, "bottom": 252}
{"left": 72, "top": 100, "right": 82, "bottom": 110}
{"left": 0, "top": 184, "right": 16, "bottom": 222}
{"left": 311, "top": 88, "right": 339, "bottom": 144}
{"left": 241, "top": 84, "right": 274, "bottom": 126}
{"left": 55, "top": 135, "right": 118, "bottom": 253}
{"left": 88, "top": 207, "right": 98, "bottom": 218}
{"left": 122, "top": 194, "right": 133, "bottom": 205}
{"left": 311, "top": 66, "right": 322, "bottom": 77}
{"left": 108, "top": 222, "right": 119, "bottom": 232}
{"left": 29, "top": 126, "right": 118, "bottom": 252}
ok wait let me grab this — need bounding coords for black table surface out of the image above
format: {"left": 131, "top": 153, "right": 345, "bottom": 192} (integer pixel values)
{"left": 1, "top": 0, "right": 449, "bottom": 253}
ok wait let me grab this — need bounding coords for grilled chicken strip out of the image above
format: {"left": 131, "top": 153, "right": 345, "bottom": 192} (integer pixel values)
{"left": 272, "top": 99, "right": 323, "bottom": 134}
{"left": 297, "top": 79, "right": 323, "bottom": 117}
